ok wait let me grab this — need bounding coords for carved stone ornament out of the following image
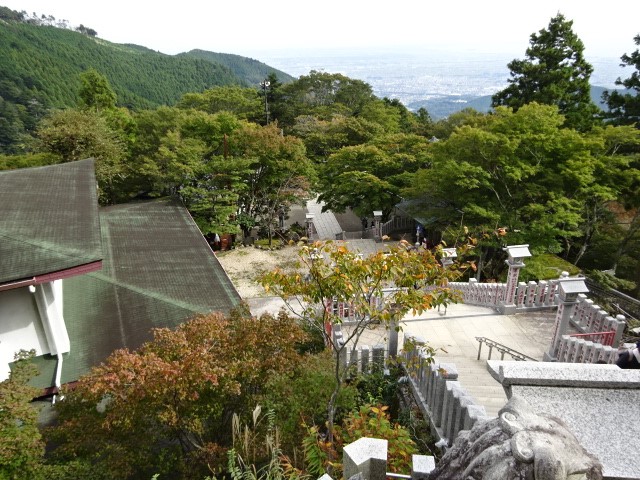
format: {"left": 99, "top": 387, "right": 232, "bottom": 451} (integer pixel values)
{"left": 428, "top": 396, "right": 602, "bottom": 480}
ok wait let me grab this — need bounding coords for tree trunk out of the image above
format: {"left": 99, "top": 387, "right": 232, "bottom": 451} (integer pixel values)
{"left": 326, "top": 347, "right": 343, "bottom": 445}
{"left": 476, "top": 248, "right": 484, "bottom": 281}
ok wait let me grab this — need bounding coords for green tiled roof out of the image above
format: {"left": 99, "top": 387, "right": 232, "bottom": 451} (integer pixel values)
{"left": 0, "top": 159, "right": 102, "bottom": 284}
{"left": 26, "top": 198, "right": 242, "bottom": 388}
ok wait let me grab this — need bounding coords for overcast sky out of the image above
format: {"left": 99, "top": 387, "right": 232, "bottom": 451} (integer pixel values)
{"left": 3, "top": 0, "right": 639, "bottom": 60}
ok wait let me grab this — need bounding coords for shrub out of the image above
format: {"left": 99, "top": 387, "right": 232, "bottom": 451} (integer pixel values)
{"left": 263, "top": 351, "right": 358, "bottom": 459}
{"left": 519, "top": 253, "right": 580, "bottom": 282}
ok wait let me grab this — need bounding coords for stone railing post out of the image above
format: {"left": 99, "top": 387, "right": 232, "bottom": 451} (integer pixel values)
{"left": 360, "top": 346, "right": 370, "bottom": 373}
{"left": 499, "top": 245, "right": 531, "bottom": 314}
{"left": 343, "top": 437, "right": 387, "bottom": 480}
{"left": 388, "top": 319, "right": 399, "bottom": 358}
{"left": 613, "top": 315, "right": 627, "bottom": 345}
{"left": 431, "top": 364, "right": 458, "bottom": 428}
{"left": 535, "top": 280, "right": 547, "bottom": 306}
{"left": 372, "top": 344, "right": 385, "bottom": 372}
{"left": 545, "top": 277, "right": 589, "bottom": 361}
{"left": 411, "top": 455, "right": 435, "bottom": 480}
{"left": 515, "top": 281, "right": 527, "bottom": 307}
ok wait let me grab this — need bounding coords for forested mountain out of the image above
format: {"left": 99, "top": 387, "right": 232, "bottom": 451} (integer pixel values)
{"left": 0, "top": 6, "right": 293, "bottom": 152}
{"left": 0, "top": 15, "right": 292, "bottom": 109}
{"left": 0, "top": 21, "right": 225, "bottom": 109}
{"left": 180, "top": 49, "right": 293, "bottom": 88}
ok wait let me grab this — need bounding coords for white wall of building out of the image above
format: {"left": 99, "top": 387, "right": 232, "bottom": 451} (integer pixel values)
{"left": 0, "top": 286, "right": 49, "bottom": 381}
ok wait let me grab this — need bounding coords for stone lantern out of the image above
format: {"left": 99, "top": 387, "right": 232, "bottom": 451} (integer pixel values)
{"left": 373, "top": 210, "right": 382, "bottom": 242}
{"left": 544, "top": 277, "right": 589, "bottom": 361}
{"left": 441, "top": 247, "right": 457, "bottom": 267}
{"left": 305, "top": 213, "right": 315, "bottom": 240}
{"left": 499, "top": 244, "right": 532, "bottom": 314}
{"left": 504, "top": 244, "right": 531, "bottom": 266}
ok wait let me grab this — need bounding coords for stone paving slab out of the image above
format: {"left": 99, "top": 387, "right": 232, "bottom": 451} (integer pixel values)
{"left": 509, "top": 383, "right": 640, "bottom": 480}
{"left": 333, "top": 208, "right": 367, "bottom": 232}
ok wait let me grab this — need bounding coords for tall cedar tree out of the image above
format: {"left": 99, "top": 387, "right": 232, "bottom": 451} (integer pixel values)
{"left": 492, "top": 14, "right": 599, "bottom": 131}
{"left": 604, "top": 34, "right": 640, "bottom": 127}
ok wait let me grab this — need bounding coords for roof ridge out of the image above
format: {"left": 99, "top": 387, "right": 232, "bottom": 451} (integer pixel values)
{"left": 0, "top": 230, "right": 100, "bottom": 261}
{"left": 86, "top": 270, "right": 212, "bottom": 314}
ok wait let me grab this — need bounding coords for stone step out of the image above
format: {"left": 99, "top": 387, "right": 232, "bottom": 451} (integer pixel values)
{"left": 460, "top": 384, "right": 505, "bottom": 394}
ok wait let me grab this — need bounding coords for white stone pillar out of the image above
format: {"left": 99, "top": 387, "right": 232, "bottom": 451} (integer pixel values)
{"left": 499, "top": 245, "right": 531, "bottom": 314}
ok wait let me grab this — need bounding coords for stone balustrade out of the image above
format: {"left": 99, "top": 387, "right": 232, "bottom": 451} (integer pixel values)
{"left": 332, "top": 324, "right": 388, "bottom": 373}
{"left": 439, "top": 278, "right": 560, "bottom": 311}
{"left": 328, "top": 273, "right": 628, "bottom": 367}
{"left": 570, "top": 294, "right": 626, "bottom": 342}
{"left": 400, "top": 334, "right": 489, "bottom": 446}
{"left": 331, "top": 328, "right": 488, "bottom": 447}
{"left": 556, "top": 335, "right": 618, "bottom": 364}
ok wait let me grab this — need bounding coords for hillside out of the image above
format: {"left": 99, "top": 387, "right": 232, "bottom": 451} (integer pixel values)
{"left": 180, "top": 49, "right": 293, "bottom": 87}
{"left": 0, "top": 9, "right": 293, "bottom": 112}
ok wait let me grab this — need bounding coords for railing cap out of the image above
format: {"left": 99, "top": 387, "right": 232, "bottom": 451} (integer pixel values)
{"left": 488, "top": 360, "right": 640, "bottom": 389}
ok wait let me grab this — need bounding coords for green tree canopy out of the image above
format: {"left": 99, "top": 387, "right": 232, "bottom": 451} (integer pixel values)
{"left": 36, "top": 108, "right": 126, "bottom": 203}
{"left": 228, "top": 123, "right": 315, "bottom": 240}
{"left": 403, "top": 103, "right": 629, "bottom": 278}
{"left": 492, "top": 13, "right": 599, "bottom": 131}
{"left": 122, "top": 107, "right": 249, "bottom": 234}
{"left": 317, "top": 134, "right": 431, "bottom": 218}
{"left": 177, "top": 85, "right": 263, "bottom": 122}
{"left": 78, "top": 68, "right": 117, "bottom": 112}
{"left": 273, "top": 71, "right": 375, "bottom": 128}
{"left": 291, "top": 114, "right": 383, "bottom": 162}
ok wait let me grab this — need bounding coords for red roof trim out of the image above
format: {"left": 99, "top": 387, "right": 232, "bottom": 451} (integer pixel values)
{"left": 0, "top": 260, "right": 103, "bottom": 292}
{"left": 35, "top": 260, "right": 103, "bottom": 283}
{"left": 37, "top": 380, "right": 79, "bottom": 399}
{"left": 0, "top": 278, "right": 36, "bottom": 292}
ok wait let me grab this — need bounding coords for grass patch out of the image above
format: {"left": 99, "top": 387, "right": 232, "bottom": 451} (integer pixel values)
{"left": 520, "top": 253, "right": 581, "bottom": 282}
{"left": 254, "top": 238, "right": 283, "bottom": 248}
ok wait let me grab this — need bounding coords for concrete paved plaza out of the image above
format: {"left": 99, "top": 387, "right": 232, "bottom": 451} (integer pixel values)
{"left": 350, "top": 304, "right": 557, "bottom": 417}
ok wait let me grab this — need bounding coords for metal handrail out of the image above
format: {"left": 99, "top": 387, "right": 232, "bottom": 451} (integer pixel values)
{"left": 569, "top": 330, "right": 616, "bottom": 346}
{"left": 475, "top": 336, "right": 539, "bottom": 362}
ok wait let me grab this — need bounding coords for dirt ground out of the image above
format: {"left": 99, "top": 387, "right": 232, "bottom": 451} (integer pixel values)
{"left": 216, "top": 244, "right": 303, "bottom": 298}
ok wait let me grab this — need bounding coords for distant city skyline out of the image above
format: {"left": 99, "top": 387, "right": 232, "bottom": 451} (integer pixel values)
{"left": 2, "top": 0, "right": 639, "bottom": 62}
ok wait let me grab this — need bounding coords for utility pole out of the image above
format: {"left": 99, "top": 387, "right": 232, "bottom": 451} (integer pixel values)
{"left": 260, "top": 79, "right": 270, "bottom": 124}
